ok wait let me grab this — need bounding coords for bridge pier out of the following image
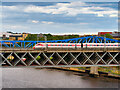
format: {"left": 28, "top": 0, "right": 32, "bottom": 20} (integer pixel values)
{"left": 90, "top": 66, "right": 99, "bottom": 77}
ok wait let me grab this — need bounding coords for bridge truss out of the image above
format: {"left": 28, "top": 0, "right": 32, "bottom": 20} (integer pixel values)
{"left": 0, "top": 36, "right": 120, "bottom": 48}
{"left": 1, "top": 50, "right": 120, "bottom": 67}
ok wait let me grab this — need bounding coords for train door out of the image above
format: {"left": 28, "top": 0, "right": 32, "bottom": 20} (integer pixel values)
{"left": 81, "top": 43, "right": 83, "bottom": 48}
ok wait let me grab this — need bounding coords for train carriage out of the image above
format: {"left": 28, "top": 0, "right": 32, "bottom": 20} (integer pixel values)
{"left": 33, "top": 43, "right": 119, "bottom": 49}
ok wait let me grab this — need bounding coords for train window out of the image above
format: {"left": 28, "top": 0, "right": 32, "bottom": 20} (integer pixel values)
{"left": 36, "top": 44, "right": 41, "bottom": 46}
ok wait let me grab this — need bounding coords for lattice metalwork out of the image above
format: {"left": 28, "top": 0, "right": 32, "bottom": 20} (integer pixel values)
{"left": 0, "top": 52, "right": 119, "bottom": 67}
{"left": 0, "top": 36, "right": 120, "bottom": 48}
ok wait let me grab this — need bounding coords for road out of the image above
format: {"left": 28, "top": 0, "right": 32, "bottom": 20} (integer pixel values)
{"left": 1, "top": 68, "right": 119, "bottom": 88}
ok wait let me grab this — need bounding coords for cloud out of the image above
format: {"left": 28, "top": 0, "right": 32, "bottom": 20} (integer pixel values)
{"left": 1, "top": 2, "right": 118, "bottom": 17}
{"left": 1, "top": 6, "right": 17, "bottom": 10}
{"left": 79, "top": 23, "right": 89, "bottom": 25}
{"left": 23, "top": 2, "right": 118, "bottom": 17}
{"left": 97, "top": 14, "right": 104, "bottom": 17}
{"left": 3, "top": 25, "right": 28, "bottom": 30}
{"left": 41, "top": 21, "right": 54, "bottom": 24}
{"left": 109, "top": 14, "right": 118, "bottom": 17}
{"left": 31, "top": 20, "right": 39, "bottom": 23}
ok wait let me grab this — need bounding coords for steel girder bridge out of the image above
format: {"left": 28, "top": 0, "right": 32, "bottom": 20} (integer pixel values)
{"left": 1, "top": 48, "right": 120, "bottom": 67}
{"left": 0, "top": 36, "right": 120, "bottom": 48}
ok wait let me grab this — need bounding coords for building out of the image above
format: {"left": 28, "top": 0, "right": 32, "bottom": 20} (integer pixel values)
{"left": 9, "top": 33, "right": 28, "bottom": 40}
{"left": 0, "top": 32, "right": 12, "bottom": 40}
{"left": 111, "top": 31, "right": 120, "bottom": 40}
{"left": 98, "top": 31, "right": 120, "bottom": 40}
{"left": 98, "top": 32, "right": 112, "bottom": 36}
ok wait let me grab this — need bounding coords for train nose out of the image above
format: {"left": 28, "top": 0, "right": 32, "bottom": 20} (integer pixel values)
{"left": 33, "top": 46, "right": 35, "bottom": 49}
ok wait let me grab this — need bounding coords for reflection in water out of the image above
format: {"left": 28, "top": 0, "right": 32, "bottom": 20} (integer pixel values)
{"left": 2, "top": 68, "right": 119, "bottom": 88}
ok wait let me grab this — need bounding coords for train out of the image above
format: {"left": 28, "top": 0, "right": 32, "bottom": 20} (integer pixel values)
{"left": 33, "top": 43, "right": 119, "bottom": 49}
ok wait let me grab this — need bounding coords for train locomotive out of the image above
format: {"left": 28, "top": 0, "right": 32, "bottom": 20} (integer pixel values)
{"left": 33, "top": 43, "right": 119, "bottom": 49}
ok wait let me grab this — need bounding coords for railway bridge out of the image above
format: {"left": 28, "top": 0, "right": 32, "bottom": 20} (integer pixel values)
{"left": 1, "top": 48, "right": 120, "bottom": 67}
{"left": 0, "top": 36, "right": 120, "bottom": 75}
{"left": 1, "top": 48, "right": 120, "bottom": 76}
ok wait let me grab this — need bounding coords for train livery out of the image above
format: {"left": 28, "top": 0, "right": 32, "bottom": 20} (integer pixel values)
{"left": 33, "top": 43, "right": 119, "bottom": 49}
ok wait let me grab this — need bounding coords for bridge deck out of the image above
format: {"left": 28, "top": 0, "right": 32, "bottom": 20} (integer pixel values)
{"left": 1, "top": 48, "right": 120, "bottom": 53}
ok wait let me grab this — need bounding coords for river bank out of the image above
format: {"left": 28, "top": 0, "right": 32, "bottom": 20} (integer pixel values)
{"left": 49, "top": 67, "right": 120, "bottom": 79}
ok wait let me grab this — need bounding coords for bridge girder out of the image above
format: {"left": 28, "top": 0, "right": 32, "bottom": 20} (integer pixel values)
{"left": 1, "top": 51, "right": 120, "bottom": 67}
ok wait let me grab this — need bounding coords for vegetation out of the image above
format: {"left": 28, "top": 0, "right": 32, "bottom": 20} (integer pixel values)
{"left": 101, "top": 33, "right": 113, "bottom": 39}
{"left": 25, "top": 33, "right": 80, "bottom": 41}
{"left": 98, "top": 66, "right": 120, "bottom": 76}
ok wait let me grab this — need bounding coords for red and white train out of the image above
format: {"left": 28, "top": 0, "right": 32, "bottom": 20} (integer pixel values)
{"left": 33, "top": 43, "right": 119, "bottom": 49}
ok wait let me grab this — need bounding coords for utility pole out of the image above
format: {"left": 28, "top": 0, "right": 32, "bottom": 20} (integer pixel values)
{"left": 44, "top": 35, "right": 47, "bottom": 51}
{"left": 37, "top": 34, "right": 39, "bottom": 43}
{"left": 104, "top": 34, "right": 106, "bottom": 50}
{"left": 44, "top": 35, "right": 47, "bottom": 43}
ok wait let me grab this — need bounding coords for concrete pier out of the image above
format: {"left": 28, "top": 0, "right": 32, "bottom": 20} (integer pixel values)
{"left": 90, "top": 66, "right": 99, "bottom": 77}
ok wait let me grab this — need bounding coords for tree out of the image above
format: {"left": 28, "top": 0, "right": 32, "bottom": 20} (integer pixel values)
{"left": 101, "top": 33, "right": 113, "bottom": 39}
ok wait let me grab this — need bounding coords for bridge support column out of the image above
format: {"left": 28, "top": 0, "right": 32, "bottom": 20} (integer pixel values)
{"left": 90, "top": 66, "right": 99, "bottom": 77}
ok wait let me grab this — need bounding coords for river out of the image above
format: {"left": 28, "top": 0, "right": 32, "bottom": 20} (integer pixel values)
{"left": 1, "top": 68, "right": 119, "bottom": 88}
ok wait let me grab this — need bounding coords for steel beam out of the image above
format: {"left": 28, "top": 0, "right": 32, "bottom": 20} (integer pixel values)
{"left": 0, "top": 51, "right": 119, "bottom": 67}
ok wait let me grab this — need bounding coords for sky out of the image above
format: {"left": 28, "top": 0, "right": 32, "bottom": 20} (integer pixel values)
{"left": 0, "top": 1, "right": 119, "bottom": 35}
{"left": 1, "top": 0, "right": 120, "bottom": 2}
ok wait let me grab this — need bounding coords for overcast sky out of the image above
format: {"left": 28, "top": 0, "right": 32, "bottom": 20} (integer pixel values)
{"left": 1, "top": 1, "right": 118, "bottom": 34}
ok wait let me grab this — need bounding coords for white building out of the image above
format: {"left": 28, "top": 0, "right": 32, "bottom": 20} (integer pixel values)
{"left": 0, "top": 32, "right": 12, "bottom": 39}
